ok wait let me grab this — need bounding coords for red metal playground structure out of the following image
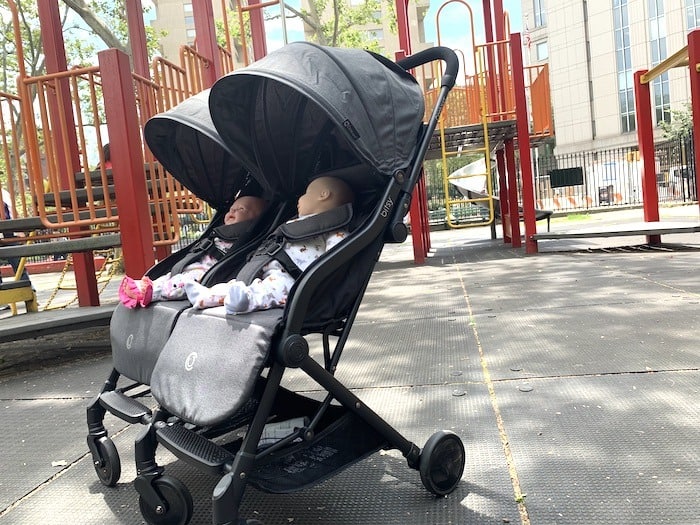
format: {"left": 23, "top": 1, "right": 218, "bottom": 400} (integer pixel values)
{"left": 0, "top": 0, "right": 698, "bottom": 311}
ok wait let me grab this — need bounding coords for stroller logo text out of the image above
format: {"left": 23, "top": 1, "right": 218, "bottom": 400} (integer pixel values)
{"left": 381, "top": 197, "right": 394, "bottom": 217}
{"left": 126, "top": 334, "right": 134, "bottom": 350}
{"left": 184, "top": 352, "right": 198, "bottom": 371}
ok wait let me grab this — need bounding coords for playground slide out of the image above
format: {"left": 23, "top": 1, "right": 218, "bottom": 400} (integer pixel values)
{"left": 448, "top": 165, "right": 552, "bottom": 229}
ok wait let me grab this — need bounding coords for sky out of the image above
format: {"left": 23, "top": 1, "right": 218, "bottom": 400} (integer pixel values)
{"left": 424, "top": 0, "right": 523, "bottom": 50}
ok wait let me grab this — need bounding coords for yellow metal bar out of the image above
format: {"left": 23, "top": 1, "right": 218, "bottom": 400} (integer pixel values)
{"left": 640, "top": 45, "right": 689, "bottom": 84}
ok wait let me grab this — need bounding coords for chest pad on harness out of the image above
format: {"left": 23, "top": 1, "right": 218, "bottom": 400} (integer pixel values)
{"left": 236, "top": 203, "right": 353, "bottom": 285}
{"left": 169, "top": 218, "right": 257, "bottom": 276}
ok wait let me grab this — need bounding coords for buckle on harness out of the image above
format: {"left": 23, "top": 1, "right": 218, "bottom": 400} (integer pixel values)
{"left": 193, "top": 238, "right": 213, "bottom": 252}
{"left": 263, "top": 238, "right": 284, "bottom": 256}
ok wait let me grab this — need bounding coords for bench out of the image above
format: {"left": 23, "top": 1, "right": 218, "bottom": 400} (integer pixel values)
{"left": 532, "top": 222, "right": 700, "bottom": 241}
{"left": 0, "top": 304, "right": 115, "bottom": 343}
{"left": 0, "top": 219, "right": 121, "bottom": 315}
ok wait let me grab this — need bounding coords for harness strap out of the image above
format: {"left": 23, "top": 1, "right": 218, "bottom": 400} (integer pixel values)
{"left": 170, "top": 218, "right": 257, "bottom": 276}
{"left": 236, "top": 204, "right": 353, "bottom": 286}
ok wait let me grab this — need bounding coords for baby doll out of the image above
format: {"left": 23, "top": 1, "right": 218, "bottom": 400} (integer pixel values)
{"left": 184, "top": 176, "right": 354, "bottom": 315}
{"left": 119, "top": 195, "right": 267, "bottom": 308}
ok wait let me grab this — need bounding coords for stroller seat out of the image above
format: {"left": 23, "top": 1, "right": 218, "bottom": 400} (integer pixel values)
{"left": 150, "top": 307, "right": 283, "bottom": 426}
{"left": 110, "top": 300, "right": 191, "bottom": 385}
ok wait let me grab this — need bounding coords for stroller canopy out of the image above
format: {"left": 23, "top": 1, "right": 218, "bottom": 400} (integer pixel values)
{"left": 209, "top": 42, "right": 426, "bottom": 197}
{"left": 144, "top": 89, "right": 250, "bottom": 210}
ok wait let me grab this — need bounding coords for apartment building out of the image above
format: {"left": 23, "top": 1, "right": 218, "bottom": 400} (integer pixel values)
{"left": 521, "top": 0, "right": 700, "bottom": 155}
{"left": 150, "top": 0, "right": 430, "bottom": 65}
{"left": 150, "top": 0, "right": 226, "bottom": 61}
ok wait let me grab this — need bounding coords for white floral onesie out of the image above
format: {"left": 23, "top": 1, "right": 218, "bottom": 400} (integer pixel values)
{"left": 185, "top": 226, "right": 348, "bottom": 314}
{"left": 150, "top": 238, "right": 233, "bottom": 301}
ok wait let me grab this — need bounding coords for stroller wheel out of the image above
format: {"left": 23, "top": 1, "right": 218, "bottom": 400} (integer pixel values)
{"left": 92, "top": 436, "right": 121, "bottom": 487}
{"left": 419, "top": 431, "right": 465, "bottom": 496}
{"left": 139, "top": 475, "right": 193, "bottom": 525}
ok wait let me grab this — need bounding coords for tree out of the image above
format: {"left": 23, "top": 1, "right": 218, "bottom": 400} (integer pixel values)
{"left": 269, "top": 0, "right": 387, "bottom": 53}
{"left": 660, "top": 103, "right": 693, "bottom": 141}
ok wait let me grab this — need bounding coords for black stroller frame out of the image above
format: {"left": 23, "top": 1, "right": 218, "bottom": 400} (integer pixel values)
{"left": 87, "top": 44, "right": 462, "bottom": 525}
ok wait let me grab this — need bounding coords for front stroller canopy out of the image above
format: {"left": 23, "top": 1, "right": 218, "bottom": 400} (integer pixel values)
{"left": 144, "top": 89, "right": 250, "bottom": 210}
{"left": 209, "top": 42, "right": 426, "bottom": 197}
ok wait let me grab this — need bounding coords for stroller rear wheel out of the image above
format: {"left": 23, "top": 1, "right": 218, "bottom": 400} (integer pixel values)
{"left": 419, "top": 431, "right": 465, "bottom": 496}
{"left": 139, "top": 475, "right": 193, "bottom": 525}
{"left": 92, "top": 436, "right": 121, "bottom": 487}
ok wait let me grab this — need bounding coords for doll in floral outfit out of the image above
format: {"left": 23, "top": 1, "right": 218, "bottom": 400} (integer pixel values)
{"left": 185, "top": 176, "right": 354, "bottom": 315}
{"left": 119, "top": 195, "right": 267, "bottom": 307}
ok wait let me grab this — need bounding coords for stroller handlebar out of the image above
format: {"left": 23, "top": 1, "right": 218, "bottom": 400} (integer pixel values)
{"left": 397, "top": 46, "right": 459, "bottom": 90}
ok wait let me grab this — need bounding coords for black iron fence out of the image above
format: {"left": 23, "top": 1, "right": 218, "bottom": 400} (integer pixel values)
{"left": 532, "top": 137, "right": 697, "bottom": 211}
{"left": 422, "top": 137, "right": 698, "bottom": 227}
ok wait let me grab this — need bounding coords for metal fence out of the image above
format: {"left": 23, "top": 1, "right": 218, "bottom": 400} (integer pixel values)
{"left": 532, "top": 137, "right": 697, "bottom": 212}
{"left": 423, "top": 137, "right": 698, "bottom": 227}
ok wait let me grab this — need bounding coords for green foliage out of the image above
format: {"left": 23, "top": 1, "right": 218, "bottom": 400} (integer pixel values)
{"left": 660, "top": 103, "right": 693, "bottom": 141}
{"left": 284, "top": 0, "right": 390, "bottom": 53}
{"left": 0, "top": 0, "right": 45, "bottom": 89}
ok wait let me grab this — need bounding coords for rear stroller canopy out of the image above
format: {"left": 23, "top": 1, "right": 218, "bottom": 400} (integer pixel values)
{"left": 144, "top": 89, "right": 250, "bottom": 210}
{"left": 209, "top": 42, "right": 426, "bottom": 198}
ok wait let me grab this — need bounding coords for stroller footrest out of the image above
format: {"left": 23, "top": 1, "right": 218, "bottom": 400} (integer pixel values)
{"left": 156, "top": 424, "right": 234, "bottom": 476}
{"left": 99, "top": 391, "right": 151, "bottom": 424}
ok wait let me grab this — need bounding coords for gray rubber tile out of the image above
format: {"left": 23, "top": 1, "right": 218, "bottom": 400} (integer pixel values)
{"left": 493, "top": 371, "right": 700, "bottom": 525}
{"left": 360, "top": 263, "right": 468, "bottom": 323}
{"left": 0, "top": 353, "right": 114, "bottom": 399}
{"left": 283, "top": 315, "right": 482, "bottom": 390}
{"left": 0, "top": 397, "right": 130, "bottom": 513}
{"left": 1, "top": 384, "right": 517, "bottom": 525}
{"left": 472, "top": 301, "right": 700, "bottom": 380}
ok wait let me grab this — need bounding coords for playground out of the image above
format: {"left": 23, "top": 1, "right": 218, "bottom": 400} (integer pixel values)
{"left": 0, "top": 0, "right": 699, "bottom": 524}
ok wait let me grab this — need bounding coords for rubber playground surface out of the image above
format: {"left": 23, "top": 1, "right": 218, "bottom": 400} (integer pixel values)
{"left": 0, "top": 206, "right": 698, "bottom": 524}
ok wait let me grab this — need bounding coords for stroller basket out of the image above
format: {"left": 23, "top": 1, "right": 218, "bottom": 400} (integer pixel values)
{"left": 87, "top": 43, "right": 464, "bottom": 525}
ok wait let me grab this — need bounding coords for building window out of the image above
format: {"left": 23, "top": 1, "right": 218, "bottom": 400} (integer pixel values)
{"left": 365, "top": 29, "right": 384, "bottom": 40}
{"left": 614, "top": 0, "right": 635, "bottom": 133}
{"left": 184, "top": 15, "right": 194, "bottom": 27}
{"left": 649, "top": 0, "right": 671, "bottom": 125}
{"left": 534, "top": 0, "right": 546, "bottom": 27}
{"left": 536, "top": 41, "right": 548, "bottom": 61}
{"left": 184, "top": 3, "right": 193, "bottom": 14}
{"left": 687, "top": 0, "right": 700, "bottom": 29}
{"left": 186, "top": 28, "right": 196, "bottom": 43}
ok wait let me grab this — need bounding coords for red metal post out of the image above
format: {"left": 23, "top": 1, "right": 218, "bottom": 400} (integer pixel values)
{"left": 247, "top": 0, "right": 268, "bottom": 61}
{"left": 99, "top": 49, "right": 156, "bottom": 277}
{"left": 505, "top": 140, "right": 521, "bottom": 246}
{"left": 510, "top": 32, "right": 537, "bottom": 253}
{"left": 38, "top": 0, "right": 99, "bottom": 305}
{"left": 395, "top": 0, "right": 430, "bottom": 264}
{"left": 687, "top": 30, "right": 700, "bottom": 219}
{"left": 495, "top": 149, "right": 510, "bottom": 241}
{"left": 125, "top": 0, "right": 150, "bottom": 79}
{"left": 192, "top": 0, "right": 223, "bottom": 85}
{"left": 633, "top": 70, "right": 661, "bottom": 246}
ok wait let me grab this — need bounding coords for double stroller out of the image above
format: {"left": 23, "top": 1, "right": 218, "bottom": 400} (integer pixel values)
{"left": 86, "top": 43, "right": 464, "bottom": 525}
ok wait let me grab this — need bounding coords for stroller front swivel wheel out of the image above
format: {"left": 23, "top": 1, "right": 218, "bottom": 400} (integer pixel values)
{"left": 92, "top": 436, "right": 121, "bottom": 487}
{"left": 419, "top": 431, "right": 465, "bottom": 496}
{"left": 139, "top": 475, "right": 193, "bottom": 525}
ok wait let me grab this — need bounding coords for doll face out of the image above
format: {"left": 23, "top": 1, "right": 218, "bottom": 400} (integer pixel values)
{"left": 224, "top": 196, "right": 265, "bottom": 224}
{"left": 297, "top": 178, "right": 325, "bottom": 216}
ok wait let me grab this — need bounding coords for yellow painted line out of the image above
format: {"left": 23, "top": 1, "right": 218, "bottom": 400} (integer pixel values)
{"left": 456, "top": 260, "right": 531, "bottom": 525}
